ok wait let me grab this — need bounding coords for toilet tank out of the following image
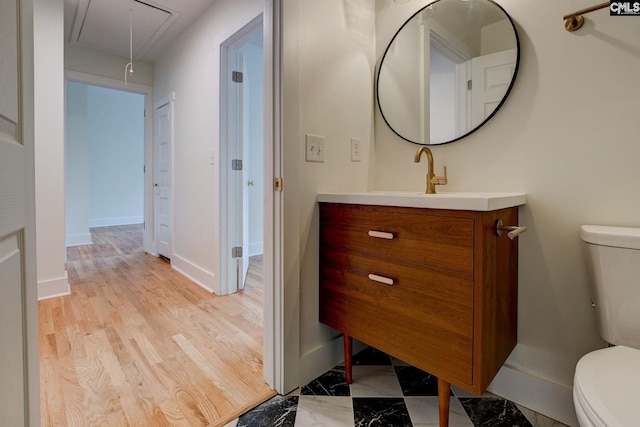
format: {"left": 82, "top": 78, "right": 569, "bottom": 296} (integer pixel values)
{"left": 581, "top": 225, "right": 640, "bottom": 349}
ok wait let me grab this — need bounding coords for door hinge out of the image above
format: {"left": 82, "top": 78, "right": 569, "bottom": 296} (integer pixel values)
{"left": 467, "top": 79, "right": 472, "bottom": 90}
{"left": 274, "top": 177, "right": 283, "bottom": 192}
{"left": 232, "top": 159, "right": 243, "bottom": 170}
{"left": 232, "top": 246, "right": 243, "bottom": 258}
{"left": 232, "top": 71, "right": 243, "bottom": 83}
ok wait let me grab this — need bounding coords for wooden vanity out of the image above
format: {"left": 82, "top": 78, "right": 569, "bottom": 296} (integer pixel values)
{"left": 317, "top": 192, "right": 525, "bottom": 427}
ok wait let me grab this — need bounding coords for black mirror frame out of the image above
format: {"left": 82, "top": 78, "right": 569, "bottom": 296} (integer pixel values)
{"left": 376, "top": 0, "right": 521, "bottom": 146}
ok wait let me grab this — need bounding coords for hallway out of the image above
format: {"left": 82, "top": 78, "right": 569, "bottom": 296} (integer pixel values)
{"left": 39, "top": 225, "right": 274, "bottom": 426}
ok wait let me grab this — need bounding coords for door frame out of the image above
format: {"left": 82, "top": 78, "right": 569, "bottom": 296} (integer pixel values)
{"left": 64, "top": 70, "right": 154, "bottom": 255}
{"left": 263, "top": 0, "right": 291, "bottom": 394}
{"left": 217, "top": 0, "right": 288, "bottom": 393}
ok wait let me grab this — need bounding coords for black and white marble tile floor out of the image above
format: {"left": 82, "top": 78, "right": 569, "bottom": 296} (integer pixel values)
{"left": 224, "top": 347, "right": 569, "bottom": 427}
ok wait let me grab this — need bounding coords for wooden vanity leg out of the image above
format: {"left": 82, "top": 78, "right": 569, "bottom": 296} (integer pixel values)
{"left": 438, "top": 378, "right": 450, "bottom": 427}
{"left": 343, "top": 334, "right": 353, "bottom": 384}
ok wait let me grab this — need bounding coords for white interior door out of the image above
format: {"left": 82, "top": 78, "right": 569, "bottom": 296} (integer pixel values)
{"left": 154, "top": 97, "right": 173, "bottom": 259}
{"left": 226, "top": 51, "right": 244, "bottom": 294}
{"left": 222, "top": 16, "right": 263, "bottom": 295}
{"left": 0, "top": 0, "right": 36, "bottom": 423}
{"left": 470, "top": 48, "right": 517, "bottom": 126}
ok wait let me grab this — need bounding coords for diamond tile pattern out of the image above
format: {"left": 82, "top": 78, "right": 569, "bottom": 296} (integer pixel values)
{"left": 228, "top": 347, "right": 569, "bottom": 427}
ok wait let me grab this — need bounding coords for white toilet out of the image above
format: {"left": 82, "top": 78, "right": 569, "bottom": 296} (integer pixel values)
{"left": 574, "top": 225, "right": 640, "bottom": 426}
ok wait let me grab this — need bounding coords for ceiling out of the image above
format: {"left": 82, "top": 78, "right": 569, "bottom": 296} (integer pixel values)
{"left": 433, "top": 0, "right": 508, "bottom": 49}
{"left": 64, "top": 0, "right": 218, "bottom": 63}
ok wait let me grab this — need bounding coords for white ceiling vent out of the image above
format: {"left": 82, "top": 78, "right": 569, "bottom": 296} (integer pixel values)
{"left": 70, "top": 0, "right": 179, "bottom": 60}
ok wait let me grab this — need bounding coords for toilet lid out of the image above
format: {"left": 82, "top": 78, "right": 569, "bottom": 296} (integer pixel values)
{"left": 574, "top": 346, "right": 640, "bottom": 426}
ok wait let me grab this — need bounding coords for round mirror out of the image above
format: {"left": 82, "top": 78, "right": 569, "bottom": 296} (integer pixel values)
{"left": 377, "top": 0, "right": 520, "bottom": 145}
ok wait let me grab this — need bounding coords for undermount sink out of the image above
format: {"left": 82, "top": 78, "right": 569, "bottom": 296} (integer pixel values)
{"left": 316, "top": 191, "right": 526, "bottom": 211}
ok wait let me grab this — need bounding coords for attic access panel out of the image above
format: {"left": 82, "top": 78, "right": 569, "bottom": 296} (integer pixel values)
{"left": 73, "top": 0, "right": 177, "bottom": 60}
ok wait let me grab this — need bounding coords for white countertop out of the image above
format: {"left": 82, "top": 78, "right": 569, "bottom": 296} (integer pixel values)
{"left": 316, "top": 191, "right": 527, "bottom": 211}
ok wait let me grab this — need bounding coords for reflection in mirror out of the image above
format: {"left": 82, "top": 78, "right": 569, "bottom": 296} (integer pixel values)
{"left": 377, "top": 0, "right": 520, "bottom": 145}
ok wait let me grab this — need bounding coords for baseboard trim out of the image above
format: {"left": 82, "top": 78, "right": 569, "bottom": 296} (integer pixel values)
{"left": 66, "top": 232, "right": 92, "bottom": 247}
{"left": 299, "top": 335, "right": 367, "bottom": 387}
{"left": 171, "top": 254, "right": 217, "bottom": 294}
{"left": 38, "top": 273, "right": 71, "bottom": 300}
{"left": 249, "top": 242, "right": 263, "bottom": 257}
{"left": 487, "top": 364, "right": 578, "bottom": 427}
{"left": 89, "top": 216, "right": 144, "bottom": 228}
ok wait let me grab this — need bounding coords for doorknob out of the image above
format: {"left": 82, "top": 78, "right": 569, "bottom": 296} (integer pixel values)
{"left": 247, "top": 180, "right": 254, "bottom": 187}
{"left": 154, "top": 183, "right": 159, "bottom": 187}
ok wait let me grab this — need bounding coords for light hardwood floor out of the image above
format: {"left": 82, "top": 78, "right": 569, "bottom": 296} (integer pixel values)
{"left": 66, "top": 225, "right": 144, "bottom": 261}
{"left": 40, "top": 225, "right": 274, "bottom": 426}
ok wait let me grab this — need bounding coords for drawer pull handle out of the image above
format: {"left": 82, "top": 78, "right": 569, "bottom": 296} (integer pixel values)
{"left": 368, "top": 230, "right": 394, "bottom": 240}
{"left": 368, "top": 274, "right": 394, "bottom": 286}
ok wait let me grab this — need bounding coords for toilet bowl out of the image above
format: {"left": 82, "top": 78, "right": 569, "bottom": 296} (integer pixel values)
{"left": 574, "top": 225, "right": 640, "bottom": 427}
{"left": 574, "top": 346, "right": 640, "bottom": 426}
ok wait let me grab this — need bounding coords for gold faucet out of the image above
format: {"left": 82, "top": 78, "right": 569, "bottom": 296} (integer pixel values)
{"left": 414, "top": 146, "right": 447, "bottom": 194}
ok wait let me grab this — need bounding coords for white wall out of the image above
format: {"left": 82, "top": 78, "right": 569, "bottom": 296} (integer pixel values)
{"left": 65, "top": 83, "right": 145, "bottom": 242}
{"left": 65, "top": 81, "right": 91, "bottom": 246}
{"left": 153, "top": 0, "right": 264, "bottom": 292}
{"left": 87, "top": 85, "right": 145, "bottom": 227}
{"left": 285, "top": 0, "right": 376, "bottom": 385}
{"left": 65, "top": 73, "right": 154, "bottom": 256}
{"left": 374, "top": 0, "right": 640, "bottom": 424}
{"left": 34, "top": 0, "right": 69, "bottom": 300}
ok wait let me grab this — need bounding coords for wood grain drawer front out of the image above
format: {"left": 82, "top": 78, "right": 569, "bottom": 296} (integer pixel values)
{"left": 321, "top": 204, "right": 474, "bottom": 273}
{"left": 320, "top": 250, "right": 473, "bottom": 383}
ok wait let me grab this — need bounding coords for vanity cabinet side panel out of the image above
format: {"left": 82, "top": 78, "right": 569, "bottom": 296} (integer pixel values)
{"left": 319, "top": 203, "right": 330, "bottom": 333}
{"left": 473, "top": 207, "right": 519, "bottom": 393}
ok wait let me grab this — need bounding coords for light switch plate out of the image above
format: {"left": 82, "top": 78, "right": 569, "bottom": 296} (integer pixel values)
{"left": 306, "top": 134, "right": 325, "bottom": 162}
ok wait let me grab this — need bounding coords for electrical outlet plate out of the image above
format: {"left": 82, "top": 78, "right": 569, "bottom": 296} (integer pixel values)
{"left": 351, "top": 137, "right": 361, "bottom": 162}
{"left": 306, "top": 134, "right": 325, "bottom": 162}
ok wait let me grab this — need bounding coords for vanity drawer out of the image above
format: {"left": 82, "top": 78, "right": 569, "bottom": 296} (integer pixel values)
{"left": 320, "top": 203, "right": 474, "bottom": 273}
{"left": 320, "top": 249, "right": 474, "bottom": 383}
{"left": 321, "top": 249, "right": 473, "bottom": 332}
